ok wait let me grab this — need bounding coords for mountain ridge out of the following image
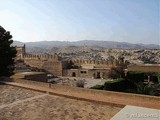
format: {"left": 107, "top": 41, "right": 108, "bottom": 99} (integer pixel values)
{"left": 13, "top": 40, "right": 160, "bottom": 49}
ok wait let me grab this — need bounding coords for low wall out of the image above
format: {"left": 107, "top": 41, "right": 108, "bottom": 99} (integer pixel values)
{"left": 12, "top": 79, "right": 160, "bottom": 104}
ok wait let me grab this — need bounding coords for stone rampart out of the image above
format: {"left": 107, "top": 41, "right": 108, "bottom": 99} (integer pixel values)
{"left": 23, "top": 54, "right": 59, "bottom": 61}
{"left": 22, "top": 54, "right": 121, "bottom": 77}
{"left": 9, "top": 79, "right": 160, "bottom": 109}
{"left": 22, "top": 54, "right": 62, "bottom": 76}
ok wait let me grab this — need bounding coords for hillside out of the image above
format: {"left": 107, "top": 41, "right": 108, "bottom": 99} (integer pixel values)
{"left": 13, "top": 40, "right": 160, "bottom": 49}
{"left": 13, "top": 40, "right": 160, "bottom": 64}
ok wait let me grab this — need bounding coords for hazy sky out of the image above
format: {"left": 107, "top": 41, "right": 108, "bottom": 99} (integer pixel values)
{"left": 0, "top": 0, "right": 159, "bottom": 44}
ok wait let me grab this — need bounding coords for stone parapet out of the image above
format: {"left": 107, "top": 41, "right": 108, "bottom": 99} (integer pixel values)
{"left": 2, "top": 79, "right": 160, "bottom": 109}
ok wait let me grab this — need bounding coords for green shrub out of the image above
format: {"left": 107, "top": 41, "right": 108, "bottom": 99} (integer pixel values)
{"left": 127, "top": 71, "right": 160, "bottom": 84}
{"left": 157, "top": 73, "right": 160, "bottom": 84}
{"left": 135, "top": 82, "right": 146, "bottom": 94}
{"left": 103, "top": 78, "right": 136, "bottom": 92}
{"left": 144, "top": 84, "right": 153, "bottom": 95}
{"left": 135, "top": 82, "right": 160, "bottom": 96}
{"left": 127, "top": 71, "right": 145, "bottom": 83}
{"left": 90, "top": 85, "right": 104, "bottom": 90}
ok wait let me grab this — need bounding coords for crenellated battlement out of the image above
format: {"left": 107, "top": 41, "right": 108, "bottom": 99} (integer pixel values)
{"left": 22, "top": 54, "right": 60, "bottom": 61}
{"left": 16, "top": 44, "right": 122, "bottom": 66}
{"left": 15, "top": 45, "right": 125, "bottom": 77}
{"left": 22, "top": 54, "right": 120, "bottom": 66}
{"left": 66, "top": 59, "right": 120, "bottom": 67}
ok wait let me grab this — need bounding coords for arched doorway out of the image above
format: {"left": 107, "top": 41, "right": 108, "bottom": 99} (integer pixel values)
{"left": 72, "top": 72, "right": 76, "bottom": 77}
{"left": 96, "top": 72, "right": 100, "bottom": 79}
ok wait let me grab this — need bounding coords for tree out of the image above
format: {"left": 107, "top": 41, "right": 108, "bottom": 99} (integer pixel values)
{"left": 0, "top": 26, "right": 17, "bottom": 76}
{"left": 107, "top": 66, "right": 125, "bottom": 79}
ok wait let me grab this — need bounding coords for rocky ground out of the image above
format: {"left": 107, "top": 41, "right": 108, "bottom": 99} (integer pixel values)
{"left": 0, "top": 84, "right": 121, "bottom": 120}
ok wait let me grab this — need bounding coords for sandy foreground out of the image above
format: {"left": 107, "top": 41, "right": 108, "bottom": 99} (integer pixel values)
{"left": 0, "top": 85, "right": 121, "bottom": 120}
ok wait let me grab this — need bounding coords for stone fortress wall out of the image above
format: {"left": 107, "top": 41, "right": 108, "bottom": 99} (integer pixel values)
{"left": 16, "top": 45, "right": 123, "bottom": 78}
{"left": 62, "top": 59, "right": 122, "bottom": 78}
{"left": 22, "top": 54, "right": 63, "bottom": 76}
{"left": 66, "top": 59, "right": 120, "bottom": 67}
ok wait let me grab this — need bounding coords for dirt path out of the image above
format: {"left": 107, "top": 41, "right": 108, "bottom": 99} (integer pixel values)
{"left": 0, "top": 86, "right": 120, "bottom": 120}
{"left": 0, "top": 94, "right": 47, "bottom": 109}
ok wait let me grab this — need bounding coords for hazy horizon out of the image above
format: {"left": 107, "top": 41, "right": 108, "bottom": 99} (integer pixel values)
{"left": 14, "top": 39, "right": 160, "bottom": 46}
{"left": 1, "top": 0, "right": 159, "bottom": 44}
